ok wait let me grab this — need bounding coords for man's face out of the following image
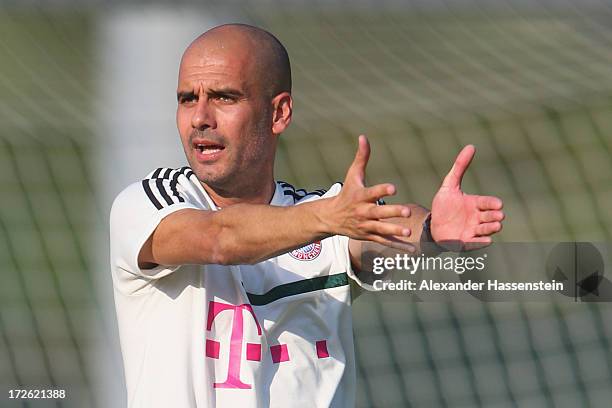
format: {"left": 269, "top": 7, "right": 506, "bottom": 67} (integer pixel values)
{"left": 176, "top": 41, "right": 274, "bottom": 191}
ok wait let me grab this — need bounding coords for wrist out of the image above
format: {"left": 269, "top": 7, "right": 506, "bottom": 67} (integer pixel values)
{"left": 421, "top": 213, "right": 445, "bottom": 254}
{"left": 307, "top": 198, "right": 337, "bottom": 238}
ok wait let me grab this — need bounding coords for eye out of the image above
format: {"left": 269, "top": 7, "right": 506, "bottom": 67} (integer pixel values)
{"left": 178, "top": 94, "right": 197, "bottom": 104}
{"left": 216, "top": 95, "right": 234, "bottom": 103}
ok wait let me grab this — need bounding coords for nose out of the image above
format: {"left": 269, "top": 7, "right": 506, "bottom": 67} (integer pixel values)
{"left": 191, "top": 98, "right": 216, "bottom": 130}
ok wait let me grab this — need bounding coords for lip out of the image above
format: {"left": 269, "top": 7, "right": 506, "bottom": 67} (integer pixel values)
{"left": 192, "top": 138, "right": 226, "bottom": 162}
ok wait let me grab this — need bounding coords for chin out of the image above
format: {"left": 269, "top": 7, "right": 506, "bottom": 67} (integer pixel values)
{"left": 192, "top": 166, "right": 231, "bottom": 188}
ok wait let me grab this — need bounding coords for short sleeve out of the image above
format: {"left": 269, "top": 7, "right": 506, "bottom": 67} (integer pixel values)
{"left": 109, "top": 174, "right": 200, "bottom": 281}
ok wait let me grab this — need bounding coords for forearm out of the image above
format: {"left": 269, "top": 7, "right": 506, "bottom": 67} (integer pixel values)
{"left": 204, "top": 201, "right": 333, "bottom": 264}
{"left": 142, "top": 200, "right": 332, "bottom": 267}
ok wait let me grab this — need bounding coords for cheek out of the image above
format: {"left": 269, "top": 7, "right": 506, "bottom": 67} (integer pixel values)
{"left": 176, "top": 117, "right": 192, "bottom": 151}
{"left": 217, "top": 105, "right": 271, "bottom": 150}
{"left": 217, "top": 109, "right": 254, "bottom": 142}
{"left": 176, "top": 109, "right": 189, "bottom": 135}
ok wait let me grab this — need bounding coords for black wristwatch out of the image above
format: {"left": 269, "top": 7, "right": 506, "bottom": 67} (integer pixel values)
{"left": 422, "top": 213, "right": 445, "bottom": 253}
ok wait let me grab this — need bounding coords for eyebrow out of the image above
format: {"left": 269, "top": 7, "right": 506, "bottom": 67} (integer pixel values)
{"left": 176, "top": 88, "right": 245, "bottom": 102}
{"left": 209, "top": 88, "right": 245, "bottom": 99}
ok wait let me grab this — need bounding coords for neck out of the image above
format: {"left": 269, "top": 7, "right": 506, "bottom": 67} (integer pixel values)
{"left": 200, "top": 178, "right": 276, "bottom": 208}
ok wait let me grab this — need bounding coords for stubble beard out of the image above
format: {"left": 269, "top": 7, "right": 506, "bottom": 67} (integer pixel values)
{"left": 188, "top": 120, "right": 274, "bottom": 197}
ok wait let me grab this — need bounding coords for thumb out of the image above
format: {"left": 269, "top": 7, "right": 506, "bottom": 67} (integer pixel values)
{"left": 346, "top": 135, "right": 370, "bottom": 185}
{"left": 441, "top": 145, "right": 475, "bottom": 189}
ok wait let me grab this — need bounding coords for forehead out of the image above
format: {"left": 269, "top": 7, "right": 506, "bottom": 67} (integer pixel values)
{"left": 177, "top": 42, "right": 255, "bottom": 91}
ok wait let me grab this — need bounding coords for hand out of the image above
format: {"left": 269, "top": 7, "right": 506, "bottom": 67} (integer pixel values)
{"left": 431, "top": 145, "right": 504, "bottom": 251}
{"left": 326, "top": 135, "right": 415, "bottom": 251}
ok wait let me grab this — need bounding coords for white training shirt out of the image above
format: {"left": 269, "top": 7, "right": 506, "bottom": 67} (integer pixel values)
{"left": 109, "top": 167, "right": 369, "bottom": 408}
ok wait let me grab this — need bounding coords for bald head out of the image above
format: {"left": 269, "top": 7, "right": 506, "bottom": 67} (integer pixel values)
{"left": 182, "top": 24, "right": 291, "bottom": 98}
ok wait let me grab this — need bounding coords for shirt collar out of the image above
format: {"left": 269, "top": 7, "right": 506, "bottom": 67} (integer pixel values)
{"left": 198, "top": 180, "right": 282, "bottom": 210}
{"left": 269, "top": 181, "right": 283, "bottom": 206}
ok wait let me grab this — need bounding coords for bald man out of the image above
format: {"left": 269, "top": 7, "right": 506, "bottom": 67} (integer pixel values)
{"left": 110, "top": 24, "right": 504, "bottom": 408}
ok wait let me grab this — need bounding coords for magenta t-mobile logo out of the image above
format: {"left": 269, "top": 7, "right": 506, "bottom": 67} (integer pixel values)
{"left": 205, "top": 300, "right": 331, "bottom": 389}
{"left": 206, "top": 301, "right": 263, "bottom": 389}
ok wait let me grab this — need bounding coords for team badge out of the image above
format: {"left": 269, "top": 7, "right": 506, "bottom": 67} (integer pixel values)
{"left": 290, "top": 241, "right": 322, "bottom": 261}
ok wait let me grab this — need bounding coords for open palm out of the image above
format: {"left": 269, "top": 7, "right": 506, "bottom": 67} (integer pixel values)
{"left": 431, "top": 145, "right": 504, "bottom": 250}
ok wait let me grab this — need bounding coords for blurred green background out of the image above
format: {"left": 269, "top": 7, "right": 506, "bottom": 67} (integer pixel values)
{"left": 1, "top": 2, "right": 611, "bottom": 407}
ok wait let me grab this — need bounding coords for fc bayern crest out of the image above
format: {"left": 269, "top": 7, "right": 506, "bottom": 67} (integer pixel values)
{"left": 290, "top": 241, "right": 322, "bottom": 261}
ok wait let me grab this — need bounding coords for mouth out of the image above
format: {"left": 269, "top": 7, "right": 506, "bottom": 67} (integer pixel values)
{"left": 192, "top": 139, "right": 226, "bottom": 161}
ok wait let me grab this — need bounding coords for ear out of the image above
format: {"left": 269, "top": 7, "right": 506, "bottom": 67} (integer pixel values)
{"left": 271, "top": 92, "right": 292, "bottom": 135}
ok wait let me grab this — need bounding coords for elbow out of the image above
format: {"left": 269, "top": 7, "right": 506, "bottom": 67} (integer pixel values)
{"left": 206, "top": 238, "right": 233, "bottom": 265}
{"left": 211, "top": 254, "right": 230, "bottom": 265}
{"left": 199, "top": 218, "right": 236, "bottom": 265}
{"left": 209, "top": 247, "right": 233, "bottom": 266}
{"left": 200, "top": 217, "right": 259, "bottom": 266}
{"left": 205, "top": 234, "right": 253, "bottom": 266}
{"left": 210, "top": 245, "right": 259, "bottom": 266}
{"left": 209, "top": 242, "right": 263, "bottom": 266}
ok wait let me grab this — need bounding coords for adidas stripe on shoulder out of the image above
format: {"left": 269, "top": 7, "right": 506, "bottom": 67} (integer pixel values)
{"left": 142, "top": 167, "right": 195, "bottom": 210}
{"left": 278, "top": 181, "right": 327, "bottom": 203}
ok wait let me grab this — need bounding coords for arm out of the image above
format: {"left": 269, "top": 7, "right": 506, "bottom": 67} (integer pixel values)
{"left": 349, "top": 144, "right": 505, "bottom": 275}
{"left": 138, "top": 135, "right": 415, "bottom": 269}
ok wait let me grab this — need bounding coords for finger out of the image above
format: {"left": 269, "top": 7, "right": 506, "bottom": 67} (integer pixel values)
{"left": 361, "top": 183, "right": 396, "bottom": 202}
{"left": 475, "top": 222, "right": 502, "bottom": 236}
{"left": 360, "top": 220, "right": 410, "bottom": 237}
{"left": 346, "top": 135, "right": 370, "bottom": 183}
{"left": 477, "top": 195, "right": 503, "bottom": 210}
{"left": 367, "top": 235, "right": 417, "bottom": 253}
{"left": 441, "top": 144, "right": 475, "bottom": 189}
{"left": 479, "top": 210, "right": 505, "bottom": 223}
{"left": 368, "top": 204, "right": 411, "bottom": 219}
